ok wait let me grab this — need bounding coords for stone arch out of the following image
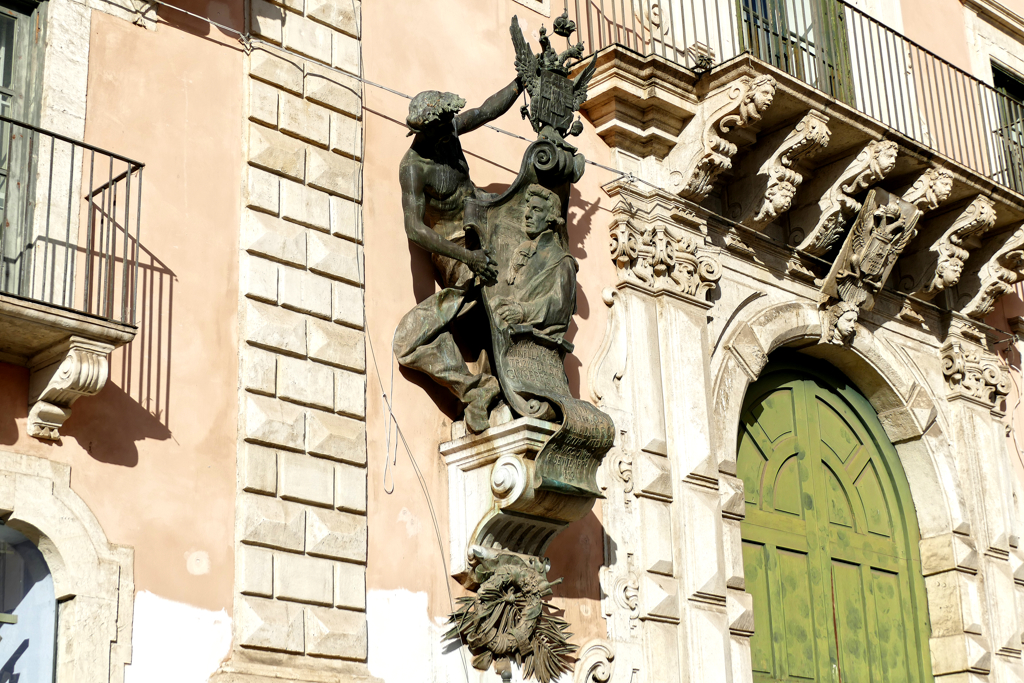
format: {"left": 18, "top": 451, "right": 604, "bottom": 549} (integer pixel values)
{"left": 0, "top": 449, "right": 133, "bottom": 683}
{"left": 710, "top": 298, "right": 966, "bottom": 546}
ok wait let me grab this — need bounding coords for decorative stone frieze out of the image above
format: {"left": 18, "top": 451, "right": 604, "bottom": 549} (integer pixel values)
{"left": 745, "top": 111, "right": 831, "bottom": 229}
{"left": 941, "top": 337, "right": 1010, "bottom": 414}
{"left": 27, "top": 336, "right": 114, "bottom": 440}
{"left": 795, "top": 139, "right": 899, "bottom": 256}
{"left": 959, "top": 222, "right": 1024, "bottom": 321}
{"left": 676, "top": 74, "right": 777, "bottom": 201}
{"left": 910, "top": 196, "right": 997, "bottom": 300}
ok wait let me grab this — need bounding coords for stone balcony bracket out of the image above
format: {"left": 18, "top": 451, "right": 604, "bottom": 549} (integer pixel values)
{"left": 0, "top": 294, "right": 135, "bottom": 441}
{"left": 440, "top": 407, "right": 599, "bottom": 587}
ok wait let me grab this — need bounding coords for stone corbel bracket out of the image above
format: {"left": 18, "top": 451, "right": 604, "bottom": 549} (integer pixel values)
{"left": 794, "top": 139, "right": 900, "bottom": 256}
{"left": 27, "top": 336, "right": 114, "bottom": 440}
{"left": 744, "top": 110, "right": 831, "bottom": 229}
{"left": 441, "top": 414, "right": 598, "bottom": 585}
{"left": 908, "top": 195, "right": 996, "bottom": 301}
{"left": 957, "top": 222, "right": 1024, "bottom": 321}
{"left": 674, "top": 74, "right": 777, "bottom": 202}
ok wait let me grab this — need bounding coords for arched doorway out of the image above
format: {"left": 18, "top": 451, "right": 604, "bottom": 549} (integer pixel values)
{"left": 738, "top": 353, "right": 933, "bottom": 682}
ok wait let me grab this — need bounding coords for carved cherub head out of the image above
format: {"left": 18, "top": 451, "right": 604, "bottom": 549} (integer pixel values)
{"left": 824, "top": 301, "right": 859, "bottom": 345}
{"left": 872, "top": 141, "right": 899, "bottom": 179}
{"left": 749, "top": 75, "right": 776, "bottom": 113}
{"left": 524, "top": 184, "right": 564, "bottom": 238}
{"left": 406, "top": 90, "right": 467, "bottom": 135}
{"left": 935, "top": 256, "right": 965, "bottom": 289}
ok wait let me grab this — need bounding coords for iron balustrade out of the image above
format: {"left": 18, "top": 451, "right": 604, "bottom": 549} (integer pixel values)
{"left": 0, "top": 115, "right": 143, "bottom": 326}
{"left": 565, "top": 0, "right": 1024, "bottom": 194}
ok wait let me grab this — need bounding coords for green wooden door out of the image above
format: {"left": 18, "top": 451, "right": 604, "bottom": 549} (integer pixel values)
{"left": 738, "top": 355, "right": 933, "bottom": 683}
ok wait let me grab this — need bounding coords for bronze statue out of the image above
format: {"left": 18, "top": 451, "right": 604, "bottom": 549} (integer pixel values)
{"left": 393, "top": 80, "right": 523, "bottom": 434}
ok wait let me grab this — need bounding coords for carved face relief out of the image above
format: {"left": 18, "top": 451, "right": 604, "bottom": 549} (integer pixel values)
{"left": 875, "top": 142, "right": 899, "bottom": 178}
{"left": 751, "top": 78, "right": 776, "bottom": 112}
{"left": 836, "top": 309, "right": 858, "bottom": 340}
{"left": 937, "top": 257, "right": 964, "bottom": 288}
{"left": 525, "top": 195, "right": 555, "bottom": 238}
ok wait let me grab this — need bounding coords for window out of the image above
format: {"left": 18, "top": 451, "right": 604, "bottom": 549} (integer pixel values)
{"left": 992, "top": 62, "right": 1024, "bottom": 193}
{"left": 739, "top": 0, "right": 854, "bottom": 104}
{"left": 738, "top": 355, "right": 932, "bottom": 682}
{"left": 0, "top": 525, "right": 56, "bottom": 682}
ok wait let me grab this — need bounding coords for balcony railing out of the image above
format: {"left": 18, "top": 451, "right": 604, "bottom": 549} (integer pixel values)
{"left": 565, "top": 0, "right": 1024, "bottom": 194}
{"left": 0, "top": 116, "right": 143, "bottom": 326}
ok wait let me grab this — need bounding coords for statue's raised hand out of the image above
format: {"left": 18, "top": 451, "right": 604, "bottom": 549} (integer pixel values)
{"left": 467, "top": 249, "right": 498, "bottom": 284}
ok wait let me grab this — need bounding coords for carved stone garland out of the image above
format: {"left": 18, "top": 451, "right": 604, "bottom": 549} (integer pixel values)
{"left": 677, "top": 75, "right": 777, "bottom": 202}
{"left": 796, "top": 139, "right": 899, "bottom": 256}
{"left": 750, "top": 111, "right": 831, "bottom": 228}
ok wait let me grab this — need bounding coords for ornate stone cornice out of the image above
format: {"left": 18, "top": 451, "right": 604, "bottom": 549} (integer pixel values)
{"left": 796, "top": 139, "right": 900, "bottom": 256}
{"left": 960, "top": 223, "right": 1024, "bottom": 320}
{"left": 677, "top": 75, "right": 777, "bottom": 201}
{"left": 916, "top": 196, "right": 998, "bottom": 300}
{"left": 749, "top": 111, "right": 830, "bottom": 228}
{"left": 27, "top": 336, "right": 114, "bottom": 440}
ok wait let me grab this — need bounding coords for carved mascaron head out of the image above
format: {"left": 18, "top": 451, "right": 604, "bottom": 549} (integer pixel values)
{"left": 824, "top": 301, "right": 859, "bottom": 345}
{"left": 872, "top": 141, "right": 899, "bottom": 179}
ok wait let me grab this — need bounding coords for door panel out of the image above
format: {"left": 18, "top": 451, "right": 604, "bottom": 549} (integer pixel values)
{"left": 738, "top": 356, "right": 933, "bottom": 682}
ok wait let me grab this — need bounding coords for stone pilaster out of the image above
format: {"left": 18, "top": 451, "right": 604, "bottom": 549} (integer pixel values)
{"left": 215, "top": 1, "right": 369, "bottom": 679}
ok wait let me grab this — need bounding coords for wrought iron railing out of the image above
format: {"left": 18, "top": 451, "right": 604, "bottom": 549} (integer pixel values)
{"left": 0, "top": 115, "right": 143, "bottom": 326}
{"left": 565, "top": 0, "right": 1024, "bottom": 194}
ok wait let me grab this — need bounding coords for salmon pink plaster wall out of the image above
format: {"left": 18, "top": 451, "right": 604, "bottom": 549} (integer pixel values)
{"left": 0, "top": 7, "right": 244, "bottom": 615}
{"left": 361, "top": 0, "right": 618, "bottom": 649}
{"left": 901, "top": 0, "right": 974, "bottom": 70}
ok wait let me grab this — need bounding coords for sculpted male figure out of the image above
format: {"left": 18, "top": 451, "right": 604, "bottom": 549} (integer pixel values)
{"left": 393, "top": 80, "right": 523, "bottom": 434}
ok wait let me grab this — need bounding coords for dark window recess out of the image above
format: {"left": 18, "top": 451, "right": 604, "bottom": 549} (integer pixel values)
{"left": 992, "top": 62, "right": 1024, "bottom": 192}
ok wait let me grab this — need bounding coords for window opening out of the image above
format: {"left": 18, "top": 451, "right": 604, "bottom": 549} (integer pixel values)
{"left": 0, "top": 524, "right": 57, "bottom": 683}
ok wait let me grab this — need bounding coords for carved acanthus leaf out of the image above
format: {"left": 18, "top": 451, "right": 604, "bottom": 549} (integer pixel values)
{"left": 902, "top": 167, "right": 954, "bottom": 212}
{"left": 918, "top": 196, "right": 997, "bottom": 300}
{"left": 796, "top": 140, "right": 900, "bottom": 256}
{"left": 961, "top": 224, "right": 1024, "bottom": 320}
{"left": 679, "top": 75, "right": 777, "bottom": 201}
{"left": 751, "top": 111, "right": 831, "bottom": 228}
{"left": 611, "top": 216, "right": 722, "bottom": 299}
{"left": 942, "top": 339, "right": 1010, "bottom": 413}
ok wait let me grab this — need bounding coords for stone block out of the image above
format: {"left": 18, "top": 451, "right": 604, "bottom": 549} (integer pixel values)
{"left": 308, "top": 319, "right": 365, "bottom": 371}
{"left": 304, "top": 605, "right": 367, "bottom": 659}
{"left": 275, "top": 553, "right": 335, "bottom": 606}
{"left": 332, "top": 281, "right": 363, "bottom": 328}
{"left": 242, "top": 253, "right": 278, "bottom": 304}
{"left": 335, "top": 369, "right": 365, "bottom": 419}
{"left": 239, "top": 545, "right": 274, "bottom": 597}
{"left": 308, "top": 230, "right": 361, "bottom": 283}
{"left": 306, "top": 508, "right": 366, "bottom": 562}
{"left": 281, "top": 180, "right": 330, "bottom": 232}
{"left": 242, "top": 444, "right": 278, "bottom": 495}
{"left": 239, "top": 493, "right": 306, "bottom": 552}
{"left": 306, "top": 410, "right": 366, "bottom": 464}
{"left": 330, "top": 195, "right": 361, "bottom": 242}
{"left": 250, "top": 0, "right": 283, "bottom": 43}
{"left": 251, "top": 48, "right": 303, "bottom": 95}
{"left": 247, "top": 167, "right": 280, "bottom": 215}
{"left": 280, "top": 267, "right": 333, "bottom": 320}
{"left": 249, "top": 123, "right": 305, "bottom": 182}
{"left": 245, "top": 394, "right": 306, "bottom": 451}
{"left": 307, "top": 0, "right": 358, "bottom": 37}
{"left": 279, "top": 450, "right": 335, "bottom": 507}
{"left": 305, "top": 65, "right": 362, "bottom": 118}
{"left": 278, "top": 356, "right": 335, "bottom": 411}
{"left": 237, "top": 596, "right": 304, "bottom": 653}
{"left": 334, "top": 562, "right": 365, "bottom": 610}
{"left": 242, "top": 344, "right": 277, "bottom": 396}
{"left": 267, "top": 0, "right": 301, "bottom": 14}
{"left": 330, "top": 113, "right": 361, "bottom": 160}
{"left": 249, "top": 79, "right": 279, "bottom": 127}
{"left": 283, "top": 13, "right": 331, "bottom": 64}
{"left": 280, "top": 94, "right": 330, "bottom": 147}
{"left": 335, "top": 462, "right": 366, "bottom": 513}
{"left": 244, "top": 300, "right": 307, "bottom": 356}
{"left": 307, "top": 147, "right": 360, "bottom": 200}
{"left": 332, "top": 32, "right": 360, "bottom": 76}
{"left": 243, "top": 210, "right": 306, "bottom": 267}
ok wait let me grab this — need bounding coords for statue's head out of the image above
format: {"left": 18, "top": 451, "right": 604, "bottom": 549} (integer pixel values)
{"left": 406, "top": 90, "right": 467, "bottom": 136}
{"left": 826, "top": 301, "right": 859, "bottom": 345}
{"left": 524, "top": 184, "right": 565, "bottom": 238}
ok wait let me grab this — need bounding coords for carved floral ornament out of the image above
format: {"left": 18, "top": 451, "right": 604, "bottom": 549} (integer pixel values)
{"left": 610, "top": 214, "right": 722, "bottom": 299}
{"left": 941, "top": 339, "right": 1010, "bottom": 413}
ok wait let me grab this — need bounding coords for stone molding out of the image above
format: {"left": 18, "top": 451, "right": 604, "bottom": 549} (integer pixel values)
{"left": 0, "top": 450, "right": 134, "bottom": 683}
{"left": 795, "top": 139, "right": 900, "bottom": 256}
{"left": 573, "top": 640, "right": 615, "bottom": 683}
{"left": 27, "top": 336, "right": 114, "bottom": 440}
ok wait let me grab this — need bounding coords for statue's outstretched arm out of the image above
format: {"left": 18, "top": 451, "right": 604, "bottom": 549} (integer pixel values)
{"left": 455, "top": 78, "right": 523, "bottom": 135}
{"left": 400, "top": 163, "right": 498, "bottom": 282}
